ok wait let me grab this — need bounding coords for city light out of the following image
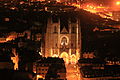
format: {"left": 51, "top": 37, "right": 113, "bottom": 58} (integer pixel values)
{"left": 0, "top": 1, "right": 120, "bottom": 80}
{"left": 39, "top": 52, "right": 42, "bottom": 55}
{"left": 52, "top": 54, "right": 58, "bottom": 57}
{"left": 37, "top": 75, "right": 43, "bottom": 80}
{"left": 116, "top": 1, "right": 120, "bottom": 5}
{"left": 72, "top": 3, "right": 80, "bottom": 8}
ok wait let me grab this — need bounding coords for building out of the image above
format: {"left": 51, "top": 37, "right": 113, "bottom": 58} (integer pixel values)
{"left": 78, "top": 57, "right": 120, "bottom": 80}
{"left": 82, "top": 52, "right": 95, "bottom": 59}
{"left": 80, "top": 65, "right": 120, "bottom": 80}
{"left": 43, "top": 16, "right": 81, "bottom": 64}
{"left": 78, "top": 58, "right": 105, "bottom": 68}
{"left": 36, "top": 57, "right": 66, "bottom": 80}
{"left": 112, "top": 11, "right": 120, "bottom": 21}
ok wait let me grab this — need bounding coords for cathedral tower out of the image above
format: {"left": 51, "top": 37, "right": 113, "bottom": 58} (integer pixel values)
{"left": 44, "top": 15, "right": 81, "bottom": 64}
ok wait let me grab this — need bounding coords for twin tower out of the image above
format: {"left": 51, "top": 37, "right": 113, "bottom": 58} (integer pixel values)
{"left": 44, "top": 15, "right": 81, "bottom": 64}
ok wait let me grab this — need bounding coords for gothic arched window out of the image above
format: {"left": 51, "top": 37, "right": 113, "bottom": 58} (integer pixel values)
{"left": 54, "top": 26, "right": 57, "bottom": 33}
{"left": 61, "top": 37, "right": 68, "bottom": 45}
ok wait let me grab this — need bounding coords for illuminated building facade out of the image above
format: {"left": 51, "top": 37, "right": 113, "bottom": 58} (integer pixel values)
{"left": 112, "top": 11, "right": 120, "bottom": 21}
{"left": 44, "top": 16, "right": 81, "bottom": 64}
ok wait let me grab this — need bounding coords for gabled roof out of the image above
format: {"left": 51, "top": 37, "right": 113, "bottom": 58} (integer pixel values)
{"left": 61, "top": 26, "right": 68, "bottom": 34}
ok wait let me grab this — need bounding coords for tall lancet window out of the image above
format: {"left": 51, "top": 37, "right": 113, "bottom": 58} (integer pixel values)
{"left": 72, "top": 27, "right": 75, "bottom": 33}
{"left": 54, "top": 26, "right": 57, "bottom": 33}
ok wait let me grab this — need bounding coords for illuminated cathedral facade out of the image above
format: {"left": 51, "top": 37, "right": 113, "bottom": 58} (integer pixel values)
{"left": 43, "top": 16, "right": 81, "bottom": 64}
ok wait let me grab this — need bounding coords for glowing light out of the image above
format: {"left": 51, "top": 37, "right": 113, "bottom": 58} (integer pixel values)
{"left": 52, "top": 54, "right": 58, "bottom": 57}
{"left": 72, "top": 3, "right": 80, "bottom": 8}
{"left": 33, "top": 71, "right": 36, "bottom": 73}
{"left": 76, "top": 49, "right": 80, "bottom": 61}
{"left": 70, "top": 54, "right": 76, "bottom": 64}
{"left": 60, "top": 52, "right": 69, "bottom": 64}
{"left": 82, "top": 4, "right": 98, "bottom": 13}
{"left": 10, "top": 7, "right": 16, "bottom": 10}
{"left": 20, "top": 1, "right": 24, "bottom": 4}
{"left": 37, "top": 75, "right": 43, "bottom": 80}
{"left": 56, "top": 0, "right": 60, "bottom": 3}
{"left": 93, "top": 27, "right": 99, "bottom": 32}
{"left": 11, "top": 57, "right": 18, "bottom": 70}
{"left": 84, "top": 9, "right": 97, "bottom": 13}
{"left": 116, "top": 1, "right": 120, "bottom": 5}
{"left": 6, "top": 36, "right": 15, "bottom": 41}
{"left": 50, "top": 48, "right": 53, "bottom": 56}
{"left": 4, "top": 18, "right": 10, "bottom": 22}
{"left": 6, "top": 38, "right": 11, "bottom": 41}
{"left": 79, "top": 3, "right": 112, "bottom": 19}
{"left": 11, "top": 48, "right": 19, "bottom": 70}
{"left": 39, "top": 52, "right": 42, "bottom": 55}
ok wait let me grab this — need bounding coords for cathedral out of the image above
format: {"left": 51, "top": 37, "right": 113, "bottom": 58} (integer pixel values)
{"left": 43, "top": 15, "right": 81, "bottom": 64}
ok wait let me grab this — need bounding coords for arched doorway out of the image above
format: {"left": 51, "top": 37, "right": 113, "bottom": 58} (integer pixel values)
{"left": 70, "top": 54, "right": 76, "bottom": 64}
{"left": 52, "top": 54, "right": 58, "bottom": 57}
{"left": 60, "top": 52, "right": 69, "bottom": 64}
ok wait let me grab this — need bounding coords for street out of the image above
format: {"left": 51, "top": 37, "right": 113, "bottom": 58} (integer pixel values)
{"left": 66, "top": 63, "right": 83, "bottom": 80}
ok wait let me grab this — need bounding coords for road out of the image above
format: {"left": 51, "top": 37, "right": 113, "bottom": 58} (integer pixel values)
{"left": 66, "top": 63, "right": 83, "bottom": 80}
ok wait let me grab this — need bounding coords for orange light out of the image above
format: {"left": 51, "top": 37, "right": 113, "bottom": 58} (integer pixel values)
{"left": 11, "top": 57, "right": 18, "bottom": 70}
{"left": 37, "top": 75, "right": 43, "bottom": 80}
{"left": 72, "top": 3, "right": 80, "bottom": 8}
{"left": 116, "top": 1, "right": 120, "bottom": 5}
{"left": 70, "top": 54, "right": 76, "bottom": 64}
{"left": 82, "top": 4, "right": 98, "bottom": 13}
{"left": 60, "top": 52, "right": 69, "bottom": 64}
{"left": 4, "top": 18, "right": 10, "bottom": 22}
{"left": 52, "top": 54, "right": 58, "bottom": 57}
{"left": 56, "top": 0, "right": 60, "bottom": 3}
{"left": 20, "top": 1, "right": 24, "bottom": 4}
{"left": 84, "top": 8, "right": 97, "bottom": 13}
{"left": 6, "top": 36, "right": 15, "bottom": 41}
